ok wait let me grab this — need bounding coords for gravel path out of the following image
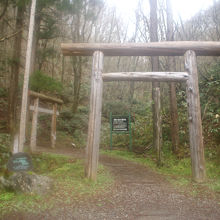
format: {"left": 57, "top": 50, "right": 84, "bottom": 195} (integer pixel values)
{"left": 5, "top": 147, "right": 220, "bottom": 220}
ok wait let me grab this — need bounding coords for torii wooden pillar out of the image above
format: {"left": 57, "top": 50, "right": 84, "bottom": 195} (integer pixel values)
{"left": 85, "top": 51, "right": 104, "bottom": 180}
{"left": 185, "top": 51, "right": 206, "bottom": 182}
{"left": 61, "top": 41, "right": 220, "bottom": 182}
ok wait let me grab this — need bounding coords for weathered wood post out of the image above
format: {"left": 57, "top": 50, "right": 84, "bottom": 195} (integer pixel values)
{"left": 18, "top": 0, "right": 37, "bottom": 152}
{"left": 51, "top": 103, "right": 57, "bottom": 148}
{"left": 85, "top": 51, "right": 104, "bottom": 181}
{"left": 30, "top": 97, "right": 39, "bottom": 151}
{"left": 184, "top": 50, "right": 206, "bottom": 182}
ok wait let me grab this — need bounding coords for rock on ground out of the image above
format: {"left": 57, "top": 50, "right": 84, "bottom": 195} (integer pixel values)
{"left": 0, "top": 172, "right": 53, "bottom": 195}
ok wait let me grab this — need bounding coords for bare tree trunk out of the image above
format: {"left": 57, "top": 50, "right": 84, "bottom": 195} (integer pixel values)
{"left": 8, "top": 4, "right": 25, "bottom": 136}
{"left": 129, "top": 57, "right": 139, "bottom": 110}
{"left": 30, "top": 14, "right": 40, "bottom": 74}
{"left": 149, "top": 0, "right": 162, "bottom": 165}
{"left": 72, "top": 57, "right": 82, "bottom": 114}
{"left": 61, "top": 56, "right": 65, "bottom": 83}
{"left": 166, "top": 0, "right": 179, "bottom": 153}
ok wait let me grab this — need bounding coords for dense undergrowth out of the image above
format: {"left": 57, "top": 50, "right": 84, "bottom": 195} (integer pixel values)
{"left": 0, "top": 153, "right": 113, "bottom": 217}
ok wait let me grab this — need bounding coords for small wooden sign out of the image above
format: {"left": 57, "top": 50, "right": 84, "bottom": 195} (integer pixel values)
{"left": 112, "top": 117, "right": 129, "bottom": 132}
{"left": 7, "top": 152, "right": 33, "bottom": 172}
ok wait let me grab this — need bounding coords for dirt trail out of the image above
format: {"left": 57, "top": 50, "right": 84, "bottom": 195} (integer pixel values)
{"left": 25, "top": 147, "right": 220, "bottom": 219}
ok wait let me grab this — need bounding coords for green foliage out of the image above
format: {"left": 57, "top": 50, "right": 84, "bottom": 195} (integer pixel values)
{"left": 0, "top": 192, "right": 14, "bottom": 201}
{"left": 200, "top": 63, "right": 220, "bottom": 143}
{"left": 32, "top": 153, "right": 70, "bottom": 174}
{"left": 30, "top": 70, "right": 63, "bottom": 95}
{"left": 0, "top": 153, "right": 113, "bottom": 217}
{"left": 103, "top": 101, "right": 130, "bottom": 117}
{"left": 57, "top": 108, "right": 89, "bottom": 147}
{"left": 0, "top": 134, "right": 11, "bottom": 173}
{"left": 0, "top": 87, "right": 7, "bottom": 97}
{"left": 132, "top": 113, "right": 153, "bottom": 148}
{"left": 38, "top": 13, "right": 58, "bottom": 40}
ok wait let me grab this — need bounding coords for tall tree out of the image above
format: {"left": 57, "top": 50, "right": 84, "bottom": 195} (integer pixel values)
{"left": 68, "top": 0, "right": 103, "bottom": 114}
{"left": 166, "top": 0, "right": 179, "bottom": 153}
{"left": 8, "top": 0, "right": 26, "bottom": 135}
{"left": 149, "top": 0, "right": 162, "bottom": 165}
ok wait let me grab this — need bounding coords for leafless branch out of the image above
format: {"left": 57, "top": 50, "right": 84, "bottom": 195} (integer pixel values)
{"left": 0, "top": 30, "right": 22, "bottom": 42}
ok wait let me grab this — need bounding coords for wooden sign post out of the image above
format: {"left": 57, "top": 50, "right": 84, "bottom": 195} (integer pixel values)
{"left": 30, "top": 98, "right": 39, "bottom": 151}
{"left": 51, "top": 103, "right": 57, "bottom": 149}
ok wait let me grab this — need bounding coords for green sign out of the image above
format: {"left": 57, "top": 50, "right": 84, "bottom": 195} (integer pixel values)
{"left": 110, "top": 113, "right": 132, "bottom": 151}
{"left": 7, "top": 152, "right": 33, "bottom": 172}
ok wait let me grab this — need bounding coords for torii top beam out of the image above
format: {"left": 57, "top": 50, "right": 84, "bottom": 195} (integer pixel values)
{"left": 61, "top": 41, "right": 220, "bottom": 57}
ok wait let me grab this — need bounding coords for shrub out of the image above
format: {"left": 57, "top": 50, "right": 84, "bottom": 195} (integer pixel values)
{"left": 30, "top": 70, "right": 63, "bottom": 95}
{"left": 0, "top": 134, "right": 11, "bottom": 174}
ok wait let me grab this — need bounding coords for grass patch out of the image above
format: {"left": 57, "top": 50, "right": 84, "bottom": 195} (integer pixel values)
{"left": 0, "top": 153, "right": 113, "bottom": 217}
{"left": 101, "top": 148, "right": 220, "bottom": 195}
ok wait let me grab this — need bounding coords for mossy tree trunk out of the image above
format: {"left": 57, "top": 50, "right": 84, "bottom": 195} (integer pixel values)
{"left": 8, "top": 3, "right": 25, "bottom": 136}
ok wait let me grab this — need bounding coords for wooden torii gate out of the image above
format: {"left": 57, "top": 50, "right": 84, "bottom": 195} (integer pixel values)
{"left": 61, "top": 41, "right": 220, "bottom": 182}
{"left": 28, "top": 90, "right": 63, "bottom": 152}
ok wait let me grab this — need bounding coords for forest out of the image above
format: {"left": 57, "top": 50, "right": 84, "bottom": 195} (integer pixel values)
{"left": 0, "top": 0, "right": 220, "bottom": 166}
{"left": 0, "top": 0, "right": 220, "bottom": 216}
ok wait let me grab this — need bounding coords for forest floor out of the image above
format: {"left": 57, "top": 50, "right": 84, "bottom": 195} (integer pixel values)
{"left": 3, "top": 145, "right": 220, "bottom": 220}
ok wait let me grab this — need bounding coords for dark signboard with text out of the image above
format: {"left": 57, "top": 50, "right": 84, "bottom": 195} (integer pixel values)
{"left": 7, "top": 152, "right": 33, "bottom": 172}
{"left": 112, "top": 116, "right": 129, "bottom": 132}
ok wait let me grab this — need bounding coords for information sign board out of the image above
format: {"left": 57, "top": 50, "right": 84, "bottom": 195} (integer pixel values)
{"left": 112, "top": 117, "right": 129, "bottom": 131}
{"left": 110, "top": 113, "right": 132, "bottom": 151}
{"left": 7, "top": 152, "right": 33, "bottom": 172}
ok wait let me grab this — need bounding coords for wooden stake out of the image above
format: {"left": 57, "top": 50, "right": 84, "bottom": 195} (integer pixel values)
{"left": 18, "top": 0, "right": 37, "bottom": 152}
{"left": 85, "top": 51, "right": 104, "bottom": 181}
{"left": 51, "top": 103, "right": 57, "bottom": 149}
{"left": 184, "top": 50, "right": 206, "bottom": 182}
{"left": 30, "top": 98, "right": 39, "bottom": 152}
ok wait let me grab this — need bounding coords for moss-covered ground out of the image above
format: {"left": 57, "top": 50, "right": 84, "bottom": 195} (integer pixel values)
{"left": 0, "top": 153, "right": 113, "bottom": 217}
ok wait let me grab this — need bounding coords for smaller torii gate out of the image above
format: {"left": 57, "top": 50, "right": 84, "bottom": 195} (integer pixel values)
{"left": 28, "top": 90, "right": 63, "bottom": 152}
{"left": 61, "top": 41, "right": 220, "bottom": 182}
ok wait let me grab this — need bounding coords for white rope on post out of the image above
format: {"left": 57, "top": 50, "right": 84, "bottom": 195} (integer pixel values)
{"left": 18, "top": 0, "right": 37, "bottom": 152}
